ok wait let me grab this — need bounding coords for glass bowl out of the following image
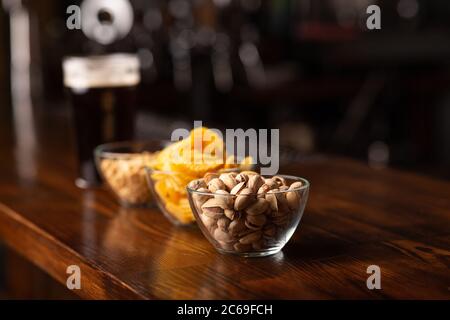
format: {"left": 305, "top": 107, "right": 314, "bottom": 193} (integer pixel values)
{"left": 95, "top": 140, "right": 168, "bottom": 207}
{"left": 186, "top": 174, "right": 310, "bottom": 257}
{"left": 145, "top": 169, "right": 196, "bottom": 226}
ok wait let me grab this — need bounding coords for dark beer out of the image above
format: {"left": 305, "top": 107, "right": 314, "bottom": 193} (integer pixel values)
{"left": 63, "top": 54, "right": 140, "bottom": 188}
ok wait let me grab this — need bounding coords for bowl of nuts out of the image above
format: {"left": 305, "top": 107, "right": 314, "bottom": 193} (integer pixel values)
{"left": 187, "top": 171, "right": 310, "bottom": 257}
{"left": 95, "top": 141, "right": 165, "bottom": 207}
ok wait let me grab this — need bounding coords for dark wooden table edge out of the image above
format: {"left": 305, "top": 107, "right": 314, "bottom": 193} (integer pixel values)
{"left": 0, "top": 202, "right": 149, "bottom": 300}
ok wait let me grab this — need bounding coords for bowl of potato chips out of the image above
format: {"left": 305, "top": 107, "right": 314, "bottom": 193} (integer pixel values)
{"left": 145, "top": 127, "right": 252, "bottom": 225}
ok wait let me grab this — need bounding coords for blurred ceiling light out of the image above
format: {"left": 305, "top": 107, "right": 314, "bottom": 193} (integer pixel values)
{"left": 138, "top": 48, "right": 154, "bottom": 69}
{"left": 170, "top": 35, "right": 192, "bottom": 91}
{"left": 368, "top": 141, "right": 390, "bottom": 169}
{"left": 239, "top": 42, "right": 259, "bottom": 66}
{"left": 143, "top": 8, "right": 162, "bottom": 31}
{"left": 169, "top": 0, "right": 190, "bottom": 19}
{"left": 239, "top": 42, "right": 266, "bottom": 87}
{"left": 195, "top": 26, "right": 216, "bottom": 47}
{"left": 241, "top": 0, "right": 261, "bottom": 12}
{"left": 81, "top": 0, "right": 134, "bottom": 45}
{"left": 179, "top": 29, "right": 195, "bottom": 49}
{"left": 213, "top": 0, "right": 231, "bottom": 8}
{"left": 240, "top": 24, "right": 259, "bottom": 43}
{"left": 397, "top": 0, "right": 419, "bottom": 19}
{"left": 214, "top": 33, "right": 230, "bottom": 53}
{"left": 212, "top": 58, "right": 233, "bottom": 92}
{"left": 331, "top": 0, "right": 374, "bottom": 28}
{"left": 213, "top": 34, "right": 233, "bottom": 92}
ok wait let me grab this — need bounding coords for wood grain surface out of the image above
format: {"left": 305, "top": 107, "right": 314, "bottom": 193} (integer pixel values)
{"left": 0, "top": 111, "right": 449, "bottom": 299}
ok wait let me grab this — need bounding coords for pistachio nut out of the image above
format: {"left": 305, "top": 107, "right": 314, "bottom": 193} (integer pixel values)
{"left": 246, "top": 198, "right": 269, "bottom": 216}
{"left": 246, "top": 214, "right": 267, "bottom": 229}
{"left": 207, "top": 178, "right": 226, "bottom": 193}
{"left": 234, "top": 188, "right": 256, "bottom": 211}
{"left": 214, "top": 189, "right": 233, "bottom": 209}
{"left": 200, "top": 214, "right": 217, "bottom": 232}
{"left": 271, "top": 175, "right": 286, "bottom": 187}
{"left": 214, "top": 228, "right": 233, "bottom": 243}
{"left": 275, "top": 193, "right": 290, "bottom": 212}
{"left": 201, "top": 198, "right": 226, "bottom": 218}
{"left": 289, "top": 181, "right": 303, "bottom": 190}
{"left": 204, "top": 172, "right": 219, "bottom": 184}
{"left": 239, "top": 230, "right": 262, "bottom": 245}
{"left": 192, "top": 187, "right": 211, "bottom": 208}
{"left": 264, "top": 178, "right": 279, "bottom": 190}
{"left": 228, "top": 218, "right": 247, "bottom": 236}
{"left": 247, "top": 174, "right": 265, "bottom": 193}
{"left": 188, "top": 179, "right": 207, "bottom": 190}
{"left": 235, "top": 173, "right": 249, "bottom": 184}
{"left": 202, "top": 207, "right": 223, "bottom": 219}
{"left": 230, "top": 181, "right": 246, "bottom": 195}
{"left": 286, "top": 181, "right": 303, "bottom": 210}
{"left": 265, "top": 190, "right": 278, "bottom": 211}
{"left": 257, "top": 182, "right": 276, "bottom": 196}
{"left": 219, "top": 173, "right": 237, "bottom": 191}
{"left": 286, "top": 190, "right": 300, "bottom": 210}
{"left": 217, "top": 217, "right": 231, "bottom": 231}
{"left": 224, "top": 209, "right": 238, "bottom": 220}
{"left": 202, "top": 197, "right": 229, "bottom": 210}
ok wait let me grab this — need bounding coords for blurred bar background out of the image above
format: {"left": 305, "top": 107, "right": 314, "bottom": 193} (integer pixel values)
{"left": 1, "top": 0, "right": 450, "bottom": 178}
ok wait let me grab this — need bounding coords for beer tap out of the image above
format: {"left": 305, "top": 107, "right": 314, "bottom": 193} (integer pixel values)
{"left": 211, "top": 0, "right": 233, "bottom": 92}
{"left": 170, "top": 29, "right": 193, "bottom": 91}
{"left": 167, "top": 0, "right": 195, "bottom": 91}
{"left": 238, "top": 2, "right": 266, "bottom": 89}
{"left": 212, "top": 32, "right": 233, "bottom": 92}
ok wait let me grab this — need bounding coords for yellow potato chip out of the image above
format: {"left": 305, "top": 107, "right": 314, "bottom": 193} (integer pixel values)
{"left": 165, "top": 201, "right": 195, "bottom": 224}
{"left": 155, "top": 180, "right": 181, "bottom": 204}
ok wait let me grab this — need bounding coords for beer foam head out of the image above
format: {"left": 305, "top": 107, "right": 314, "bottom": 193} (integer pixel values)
{"left": 63, "top": 54, "right": 140, "bottom": 89}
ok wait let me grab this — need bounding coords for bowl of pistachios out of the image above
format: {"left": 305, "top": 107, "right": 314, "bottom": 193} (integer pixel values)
{"left": 187, "top": 171, "right": 310, "bottom": 257}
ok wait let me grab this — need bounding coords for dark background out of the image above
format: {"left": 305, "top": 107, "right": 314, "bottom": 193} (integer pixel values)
{"left": 1, "top": 0, "right": 450, "bottom": 177}
{"left": 0, "top": 0, "right": 449, "bottom": 299}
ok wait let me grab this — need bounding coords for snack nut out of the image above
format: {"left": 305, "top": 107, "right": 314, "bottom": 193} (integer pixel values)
{"left": 100, "top": 153, "right": 154, "bottom": 205}
{"left": 190, "top": 171, "right": 304, "bottom": 253}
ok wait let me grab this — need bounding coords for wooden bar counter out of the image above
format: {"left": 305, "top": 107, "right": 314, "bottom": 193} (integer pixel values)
{"left": 0, "top": 111, "right": 449, "bottom": 299}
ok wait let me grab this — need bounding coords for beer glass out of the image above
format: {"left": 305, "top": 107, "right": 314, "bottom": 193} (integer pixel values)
{"left": 63, "top": 54, "right": 140, "bottom": 188}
